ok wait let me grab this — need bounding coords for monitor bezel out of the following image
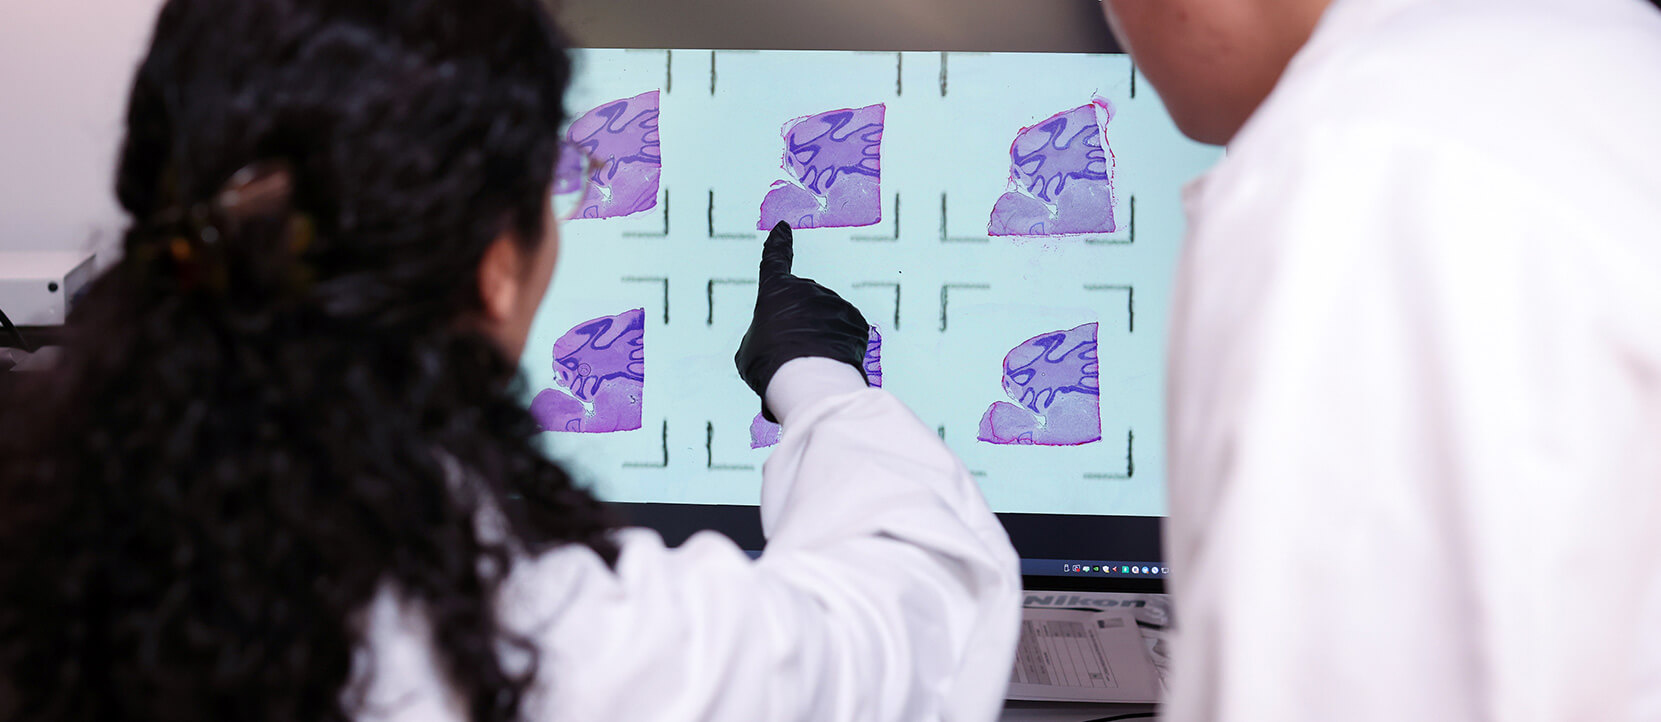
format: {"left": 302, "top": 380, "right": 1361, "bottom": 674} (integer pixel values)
{"left": 615, "top": 502, "right": 1165, "bottom": 592}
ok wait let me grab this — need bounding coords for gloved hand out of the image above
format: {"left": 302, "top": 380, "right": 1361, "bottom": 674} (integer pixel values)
{"left": 736, "top": 221, "right": 871, "bottom": 422}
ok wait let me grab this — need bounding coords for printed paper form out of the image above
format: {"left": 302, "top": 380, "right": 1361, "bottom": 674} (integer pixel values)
{"left": 1019, "top": 590, "right": 1172, "bottom": 689}
{"left": 1007, "top": 608, "right": 1161, "bottom": 703}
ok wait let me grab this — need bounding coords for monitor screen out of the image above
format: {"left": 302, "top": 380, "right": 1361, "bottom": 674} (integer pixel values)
{"left": 518, "top": 13, "right": 1220, "bottom": 590}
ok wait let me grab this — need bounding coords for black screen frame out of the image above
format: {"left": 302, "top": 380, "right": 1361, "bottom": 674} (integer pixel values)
{"left": 615, "top": 503, "right": 1165, "bottom": 592}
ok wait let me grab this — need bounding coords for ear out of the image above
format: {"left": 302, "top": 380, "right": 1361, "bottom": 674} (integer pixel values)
{"left": 477, "top": 232, "right": 524, "bottom": 324}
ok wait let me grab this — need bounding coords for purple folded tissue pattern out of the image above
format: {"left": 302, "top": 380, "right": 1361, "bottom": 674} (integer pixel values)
{"left": 531, "top": 308, "right": 645, "bottom": 433}
{"left": 978, "top": 322, "right": 1101, "bottom": 446}
{"left": 757, "top": 103, "right": 885, "bottom": 230}
{"left": 750, "top": 326, "right": 883, "bottom": 448}
{"left": 988, "top": 98, "right": 1117, "bottom": 237}
{"left": 554, "top": 90, "right": 661, "bottom": 220}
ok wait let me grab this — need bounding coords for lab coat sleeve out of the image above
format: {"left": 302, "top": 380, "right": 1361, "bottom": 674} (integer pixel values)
{"left": 1164, "top": 121, "right": 1661, "bottom": 722}
{"left": 495, "top": 357, "right": 1022, "bottom": 721}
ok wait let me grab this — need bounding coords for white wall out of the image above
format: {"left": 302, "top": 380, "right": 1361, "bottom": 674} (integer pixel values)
{"left": 0, "top": 0, "right": 167, "bottom": 266}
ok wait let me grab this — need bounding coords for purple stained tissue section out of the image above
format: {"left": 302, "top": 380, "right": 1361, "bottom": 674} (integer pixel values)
{"left": 555, "top": 90, "right": 661, "bottom": 220}
{"left": 757, "top": 103, "right": 885, "bottom": 230}
{"left": 751, "top": 326, "right": 883, "bottom": 448}
{"left": 530, "top": 309, "right": 645, "bottom": 433}
{"left": 988, "top": 99, "right": 1117, "bottom": 237}
{"left": 978, "top": 322, "right": 1101, "bottom": 446}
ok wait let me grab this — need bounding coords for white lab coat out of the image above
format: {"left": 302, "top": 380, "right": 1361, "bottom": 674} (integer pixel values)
{"left": 349, "top": 358, "right": 1022, "bottom": 721}
{"left": 1164, "top": 0, "right": 1661, "bottom": 720}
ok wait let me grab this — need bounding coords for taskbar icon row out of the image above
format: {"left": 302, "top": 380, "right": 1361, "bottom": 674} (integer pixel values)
{"left": 1024, "top": 558, "right": 1168, "bottom": 578}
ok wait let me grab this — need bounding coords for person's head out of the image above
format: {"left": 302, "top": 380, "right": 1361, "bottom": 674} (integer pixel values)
{"left": 1100, "top": 0, "right": 1333, "bottom": 145}
{"left": 0, "top": 1, "right": 614, "bottom": 721}
{"left": 115, "top": 0, "right": 568, "bottom": 358}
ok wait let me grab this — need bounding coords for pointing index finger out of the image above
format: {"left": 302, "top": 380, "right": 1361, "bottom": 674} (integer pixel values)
{"left": 760, "top": 220, "right": 794, "bottom": 280}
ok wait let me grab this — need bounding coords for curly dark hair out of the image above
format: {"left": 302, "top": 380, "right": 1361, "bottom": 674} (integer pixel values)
{"left": 0, "top": 1, "right": 618, "bottom": 720}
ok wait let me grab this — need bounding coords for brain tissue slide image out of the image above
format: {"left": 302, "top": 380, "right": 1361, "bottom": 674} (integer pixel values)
{"left": 988, "top": 98, "right": 1117, "bottom": 237}
{"left": 758, "top": 103, "right": 885, "bottom": 231}
{"left": 555, "top": 90, "right": 662, "bottom": 220}
{"left": 978, "top": 322, "right": 1101, "bottom": 446}
{"left": 531, "top": 308, "right": 646, "bottom": 434}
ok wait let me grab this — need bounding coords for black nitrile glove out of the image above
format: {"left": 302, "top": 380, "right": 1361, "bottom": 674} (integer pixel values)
{"left": 736, "top": 221, "right": 871, "bottom": 422}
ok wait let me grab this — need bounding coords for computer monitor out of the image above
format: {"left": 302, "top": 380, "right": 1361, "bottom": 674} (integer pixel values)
{"left": 519, "top": 0, "right": 1220, "bottom": 591}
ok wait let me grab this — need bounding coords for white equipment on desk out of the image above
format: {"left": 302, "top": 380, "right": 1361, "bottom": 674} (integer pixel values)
{"left": 0, "top": 251, "right": 97, "bottom": 326}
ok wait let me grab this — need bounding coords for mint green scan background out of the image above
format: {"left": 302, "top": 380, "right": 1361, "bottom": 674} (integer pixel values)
{"left": 519, "top": 49, "right": 1222, "bottom": 517}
